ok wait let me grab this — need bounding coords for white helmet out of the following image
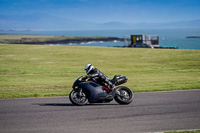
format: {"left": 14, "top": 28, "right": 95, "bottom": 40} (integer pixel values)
{"left": 84, "top": 64, "right": 94, "bottom": 74}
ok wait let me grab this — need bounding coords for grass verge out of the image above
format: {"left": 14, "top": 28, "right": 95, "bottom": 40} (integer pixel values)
{"left": 0, "top": 44, "right": 200, "bottom": 98}
{"left": 165, "top": 130, "right": 200, "bottom": 133}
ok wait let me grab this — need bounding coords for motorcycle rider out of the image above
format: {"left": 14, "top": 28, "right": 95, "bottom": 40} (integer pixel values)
{"left": 84, "top": 64, "right": 115, "bottom": 92}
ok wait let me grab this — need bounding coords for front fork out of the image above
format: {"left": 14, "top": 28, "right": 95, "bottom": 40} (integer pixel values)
{"left": 75, "top": 88, "right": 83, "bottom": 97}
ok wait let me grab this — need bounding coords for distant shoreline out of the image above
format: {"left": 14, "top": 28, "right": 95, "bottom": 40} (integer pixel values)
{"left": 0, "top": 34, "right": 124, "bottom": 45}
{"left": 186, "top": 36, "right": 200, "bottom": 38}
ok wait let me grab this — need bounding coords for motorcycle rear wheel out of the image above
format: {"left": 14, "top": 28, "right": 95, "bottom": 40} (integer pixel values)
{"left": 114, "top": 86, "right": 134, "bottom": 105}
{"left": 69, "top": 90, "right": 88, "bottom": 106}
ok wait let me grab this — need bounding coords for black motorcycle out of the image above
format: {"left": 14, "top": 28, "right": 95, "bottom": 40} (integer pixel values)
{"left": 69, "top": 74, "right": 134, "bottom": 106}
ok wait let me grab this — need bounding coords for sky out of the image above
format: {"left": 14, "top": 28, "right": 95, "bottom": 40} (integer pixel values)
{"left": 0, "top": 0, "right": 200, "bottom": 23}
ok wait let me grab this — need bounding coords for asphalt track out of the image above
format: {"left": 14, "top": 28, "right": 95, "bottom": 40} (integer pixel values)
{"left": 0, "top": 89, "right": 200, "bottom": 133}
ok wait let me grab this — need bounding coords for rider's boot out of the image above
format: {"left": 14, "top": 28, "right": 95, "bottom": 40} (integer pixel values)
{"left": 107, "top": 85, "right": 115, "bottom": 96}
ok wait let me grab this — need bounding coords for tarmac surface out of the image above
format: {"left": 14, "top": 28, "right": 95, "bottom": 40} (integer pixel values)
{"left": 0, "top": 89, "right": 200, "bottom": 133}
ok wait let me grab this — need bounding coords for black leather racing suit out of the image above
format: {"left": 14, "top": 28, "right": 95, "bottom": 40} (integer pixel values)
{"left": 87, "top": 68, "right": 115, "bottom": 89}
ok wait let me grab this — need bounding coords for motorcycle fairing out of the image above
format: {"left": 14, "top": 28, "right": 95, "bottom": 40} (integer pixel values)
{"left": 79, "top": 81, "right": 113, "bottom": 103}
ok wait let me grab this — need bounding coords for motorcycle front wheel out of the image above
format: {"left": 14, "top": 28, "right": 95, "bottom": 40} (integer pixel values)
{"left": 114, "top": 86, "right": 134, "bottom": 105}
{"left": 69, "top": 90, "right": 88, "bottom": 106}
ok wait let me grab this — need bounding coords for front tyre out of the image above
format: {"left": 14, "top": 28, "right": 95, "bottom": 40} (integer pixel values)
{"left": 69, "top": 90, "right": 88, "bottom": 106}
{"left": 114, "top": 86, "right": 134, "bottom": 105}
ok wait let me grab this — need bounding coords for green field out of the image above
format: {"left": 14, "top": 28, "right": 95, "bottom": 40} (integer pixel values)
{"left": 0, "top": 44, "right": 200, "bottom": 98}
{"left": 165, "top": 130, "right": 200, "bottom": 133}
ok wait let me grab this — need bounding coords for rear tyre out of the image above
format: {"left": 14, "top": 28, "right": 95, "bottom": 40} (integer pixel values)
{"left": 69, "top": 90, "right": 88, "bottom": 106}
{"left": 114, "top": 86, "right": 134, "bottom": 105}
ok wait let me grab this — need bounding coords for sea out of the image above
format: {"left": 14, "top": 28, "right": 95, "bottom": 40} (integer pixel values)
{"left": 1, "top": 28, "right": 200, "bottom": 50}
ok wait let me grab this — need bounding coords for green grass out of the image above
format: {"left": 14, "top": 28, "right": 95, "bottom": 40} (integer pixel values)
{"left": 0, "top": 44, "right": 200, "bottom": 98}
{"left": 165, "top": 130, "right": 200, "bottom": 133}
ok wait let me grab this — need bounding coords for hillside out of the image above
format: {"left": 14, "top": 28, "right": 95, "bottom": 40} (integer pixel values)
{"left": 0, "top": 34, "right": 123, "bottom": 44}
{"left": 0, "top": 14, "right": 200, "bottom": 30}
